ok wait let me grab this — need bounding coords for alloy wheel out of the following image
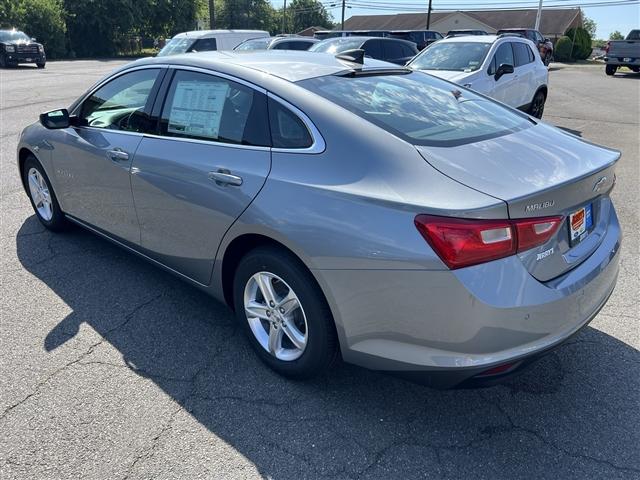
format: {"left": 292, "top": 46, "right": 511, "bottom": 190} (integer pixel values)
{"left": 531, "top": 93, "right": 545, "bottom": 119}
{"left": 243, "top": 271, "right": 308, "bottom": 361}
{"left": 27, "top": 167, "right": 53, "bottom": 221}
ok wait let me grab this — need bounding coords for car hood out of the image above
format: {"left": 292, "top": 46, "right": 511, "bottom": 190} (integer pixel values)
{"left": 1, "top": 40, "right": 42, "bottom": 47}
{"left": 417, "top": 69, "right": 473, "bottom": 83}
{"left": 415, "top": 121, "right": 620, "bottom": 218}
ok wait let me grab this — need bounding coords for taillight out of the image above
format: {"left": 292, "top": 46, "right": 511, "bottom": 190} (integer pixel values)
{"left": 414, "top": 215, "right": 562, "bottom": 269}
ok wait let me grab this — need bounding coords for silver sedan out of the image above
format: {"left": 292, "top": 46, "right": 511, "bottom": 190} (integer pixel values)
{"left": 18, "top": 51, "right": 621, "bottom": 387}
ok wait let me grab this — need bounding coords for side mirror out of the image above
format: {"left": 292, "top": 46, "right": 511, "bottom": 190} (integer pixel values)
{"left": 31, "top": 37, "right": 37, "bottom": 42}
{"left": 544, "top": 38, "right": 550, "bottom": 43}
{"left": 495, "top": 63, "right": 514, "bottom": 80}
{"left": 40, "top": 109, "right": 70, "bottom": 129}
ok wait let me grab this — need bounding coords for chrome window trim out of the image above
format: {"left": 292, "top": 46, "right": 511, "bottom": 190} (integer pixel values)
{"left": 267, "top": 92, "right": 326, "bottom": 154}
{"left": 141, "top": 132, "right": 271, "bottom": 152}
{"left": 70, "top": 64, "right": 170, "bottom": 117}
{"left": 166, "top": 65, "right": 268, "bottom": 94}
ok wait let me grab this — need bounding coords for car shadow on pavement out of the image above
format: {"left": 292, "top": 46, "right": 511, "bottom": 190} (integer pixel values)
{"left": 17, "top": 217, "right": 640, "bottom": 478}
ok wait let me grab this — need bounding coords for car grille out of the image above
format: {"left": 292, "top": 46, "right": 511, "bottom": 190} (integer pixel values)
{"left": 17, "top": 44, "right": 39, "bottom": 54}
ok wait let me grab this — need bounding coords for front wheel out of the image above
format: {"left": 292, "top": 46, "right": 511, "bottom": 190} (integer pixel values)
{"left": 529, "top": 90, "right": 546, "bottom": 119}
{"left": 0, "top": 54, "right": 7, "bottom": 68}
{"left": 543, "top": 51, "right": 552, "bottom": 66}
{"left": 605, "top": 64, "right": 617, "bottom": 76}
{"left": 22, "top": 155, "right": 69, "bottom": 231}
{"left": 233, "top": 246, "right": 338, "bottom": 379}
{"left": 36, "top": 62, "right": 46, "bottom": 69}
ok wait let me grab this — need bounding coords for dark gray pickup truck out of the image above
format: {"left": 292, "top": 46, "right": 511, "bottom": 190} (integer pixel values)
{"left": 605, "top": 29, "right": 640, "bottom": 75}
{"left": 0, "top": 29, "right": 46, "bottom": 68}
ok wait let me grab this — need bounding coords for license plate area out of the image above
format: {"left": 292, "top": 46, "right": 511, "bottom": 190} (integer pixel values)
{"left": 568, "top": 203, "right": 593, "bottom": 246}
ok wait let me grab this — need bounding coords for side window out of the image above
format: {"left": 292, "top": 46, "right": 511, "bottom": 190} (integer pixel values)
{"left": 403, "top": 44, "right": 417, "bottom": 57}
{"left": 268, "top": 98, "right": 312, "bottom": 149}
{"left": 190, "top": 38, "right": 217, "bottom": 52}
{"left": 80, "top": 68, "right": 160, "bottom": 132}
{"left": 489, "top": 42, "right": 515, "bottom": 74}
{"left": 513, "top": 42, "right": 532, "bottom": 67}
{"left": 272, "top": 41, "right": 293, "bottom": 50}
{"left": 534, "top": 32, "right": 544, "bottom": 43}
{"left": 383, "top": 41, "right": 404, "bottom": 60}
{"left": 527, "top": 44, "right": 536, "bottom": 62}
{"left": 159, "top": 70, "right": 269, "bottom": 146}
{"left": 363, "top": 40, "right": 382, "bottom": 59}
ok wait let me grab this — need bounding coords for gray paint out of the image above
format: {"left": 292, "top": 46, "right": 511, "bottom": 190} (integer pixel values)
{"left": 17, "top": 52, "right": 622, "bottom": 383}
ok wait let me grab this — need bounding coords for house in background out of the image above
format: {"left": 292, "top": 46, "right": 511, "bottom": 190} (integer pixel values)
{"left": 297, "top": 26, "right": 325, "bottom": 37}
{"left": 341, "top": 8, "right": 583, "bottom": 40}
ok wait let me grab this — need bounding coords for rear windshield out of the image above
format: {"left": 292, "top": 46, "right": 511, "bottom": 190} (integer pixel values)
{"left": 298, "top": 71, "right": 530, "bottom": 147}
{"left": 235, "top": 37, "right": 272, "bottom": 50}
{"left": 310, "top": 38, "right": 364, "bottom": 54}
{"left": 408, "top": 42, "right": 491, "bottom": 72}
{"left": 157, "top": 37, "right": 194, "bottom": 57}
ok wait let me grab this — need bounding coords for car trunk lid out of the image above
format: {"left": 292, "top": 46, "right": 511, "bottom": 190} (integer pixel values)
{"left": 416, "top": 122, "right": 620, "bottom": 281}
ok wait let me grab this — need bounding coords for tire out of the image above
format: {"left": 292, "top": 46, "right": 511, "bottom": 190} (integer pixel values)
{"left": 22, "top": 155, "right": 69, "bottom": 231}
{"left": 0, "top": 54, "right": 6, "bottom": 68}
{"left": 233, "top": 246, "right": 338, "bottom": 379}
{"left": 605, "top": 65, "right": 617, "bottom": 76}
{"left": 543, "top": 51, "right": 552, "bottom": 67}
{"left": 36, "top": 62, "right": 46, "bottom": 69}
{"left": 632, "top": 67, "right": 639, "bottom": 73}
{"left": 529, "top": 90, "right": 546, "bottom": 119}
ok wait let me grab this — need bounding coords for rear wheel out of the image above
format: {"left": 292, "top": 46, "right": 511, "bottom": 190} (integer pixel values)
{"left": 605, "top": 64, "right": 617, "bottom": 76}
{"left": 233, "top": 246, "right": 338, "bottom": 379}
{"left": 543, "top": 51, "right": 552, "bottom": 66}
{"left": 22, "top": 155, "right": 68, "bottom": 231}
{"left": 529, "top": 90, "right": 546, "bottom": 119}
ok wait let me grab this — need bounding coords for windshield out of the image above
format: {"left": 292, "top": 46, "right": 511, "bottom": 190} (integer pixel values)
{"left": 310, "top": 38, "right": 364, "bottom": 54}
{"left": 299, "top": 71, "right": 530, "bottom": 146}
{"left": 0, "top": 30, "right": 31, "bottom": 42}
{"left": 409, "top": 42, "right": 491, "bottom": 72}
{"left": 157, "top": 37, "right": 194, "bottom": 57}
{"left": 234, "top": 37, "right": 272, "bottom": 50}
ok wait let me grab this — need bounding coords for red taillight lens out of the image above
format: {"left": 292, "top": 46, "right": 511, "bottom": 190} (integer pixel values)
{"left": 414, "top": 215, "right": 516, "bottom": 269}
{"left": 513, "top": 216, "right": 562, "bottom": 252}
{"left": 415, "top": 215, "right": 563, "bottom": 269}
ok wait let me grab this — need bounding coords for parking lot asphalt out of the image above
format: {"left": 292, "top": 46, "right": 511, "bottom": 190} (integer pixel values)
{"left": 0, "top": 60, "right": 638, "bottom": 480}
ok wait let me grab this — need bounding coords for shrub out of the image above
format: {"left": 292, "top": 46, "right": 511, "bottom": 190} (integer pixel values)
{"left": 20, "top": 0, "right": 67, "bottom": 59}
{"left": 565, "top": 27, "right": 593, "bottom": 60}
{"left": 554, "top": 36, "right": 573, "bottom": 62}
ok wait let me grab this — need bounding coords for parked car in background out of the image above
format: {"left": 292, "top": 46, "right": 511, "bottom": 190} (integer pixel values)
{"left": 408, "top": 35, "right": 549, "bottom": 118}
{"left": 604, "top": 29, "right": 640, "bottom": 75}
{"left": 446, "top": 29, "right": 488, "bottom": 37}
{"left": 389, "top": 30, "right": 443, "bottom": 50}
{"left": 20, "top": 51, "right": 620, "bottom": 387}
{"left": 314, "top": 30, "right": 390, "bottom": 40}
{"left": 497, "top": 28, "right": 554, "bottom": 65}
{"left": 235, "top": 35, "right": 319, "bottom": 51}
{"left": 0, "top": 29, "right": 46, "bottom": 68}
{"left": 157, "top": 29, "right": 269, "bottom": 56}
{"left": 310, "top": 36, "right": 418, "bottom": 65}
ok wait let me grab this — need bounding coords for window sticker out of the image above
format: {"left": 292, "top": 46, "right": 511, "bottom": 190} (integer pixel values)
{"left": 167, "top": 80, "right": 229, "bottom": 139}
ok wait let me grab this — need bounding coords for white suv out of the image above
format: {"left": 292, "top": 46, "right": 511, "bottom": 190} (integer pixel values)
{"left": 408, "top": 34, "right": 549, "bottom": 118}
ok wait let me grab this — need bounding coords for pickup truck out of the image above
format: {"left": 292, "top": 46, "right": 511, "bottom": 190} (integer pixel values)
{"left": 605, "top": 29, "right": 640, "bottom": 75}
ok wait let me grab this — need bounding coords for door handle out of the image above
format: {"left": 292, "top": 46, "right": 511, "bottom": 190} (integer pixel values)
{"left": 208, "top": 169, "right": 243, "bottom": 187}
{"left": 107, "top": 148, "right": 129, "bottom": 162}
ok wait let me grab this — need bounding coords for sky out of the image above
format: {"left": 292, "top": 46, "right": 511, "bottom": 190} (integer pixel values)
{"left": 271, "top": 0, "right": 640, "bottom": 39}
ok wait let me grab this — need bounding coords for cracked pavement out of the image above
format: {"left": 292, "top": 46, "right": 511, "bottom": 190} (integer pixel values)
{"left": 1, "top": 61, "right": 639, "bottom": 479}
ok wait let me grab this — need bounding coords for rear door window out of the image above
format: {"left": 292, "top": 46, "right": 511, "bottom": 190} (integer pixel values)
{"left": 159, "top": 70, "right": 269, "bottom": 146}
{"left": 513, "top": 42, "right": 532, "bottom": 67}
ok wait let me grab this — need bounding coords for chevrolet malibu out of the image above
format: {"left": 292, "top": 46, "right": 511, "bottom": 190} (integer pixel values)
{"left": 18, "top": 51, "right": 621, "bottom": 387}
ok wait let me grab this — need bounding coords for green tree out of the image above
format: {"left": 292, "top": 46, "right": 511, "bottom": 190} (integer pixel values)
{"left": 216, "top": 0, "right": 276, "bottom": 31}
{"left": 565, "top": 27, "right": 592, "bottom": 60}
{"left": 609, "top": 30, "right": 624, "bottom": 40}
{"left": 582, "top": 15, "right": 596, "bottom": 38}
{"left": 286, "top": 0, "right": 333, "bottom": 34}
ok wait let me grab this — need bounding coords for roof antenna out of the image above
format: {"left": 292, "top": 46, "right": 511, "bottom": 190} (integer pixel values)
{"left": 335, "top": 49, "right": 365, "bottom": 65}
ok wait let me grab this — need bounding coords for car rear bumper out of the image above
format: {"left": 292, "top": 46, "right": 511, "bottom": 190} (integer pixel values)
{"left": 315, "top": 204, "right": 621, "bottom": 388}
{"left": 604, "top": 56, "right": 640, "bottom": 66}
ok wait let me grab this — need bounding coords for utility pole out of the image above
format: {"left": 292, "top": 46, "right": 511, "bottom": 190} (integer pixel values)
{"left": 426, "top": 0, "right": 432, "bottom": 29}
{"left": 534, "top": 0, "right": 543, "bottom": 30}
{"left": 341, "top": 0, "right": 346, "bottom": 30}
{"left": 209, "top": 0, "right": 215, "bottom": 29}
{"left": 282, "top": 0, "right": 287, "bottom": 34}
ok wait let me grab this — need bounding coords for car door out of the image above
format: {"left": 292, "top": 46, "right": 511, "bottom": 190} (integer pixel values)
{"left": 486, "top": 42, "right": 518, "bottom": 106}
{"left": 52, "top": 67, "right": 164, "bottom": 243}
{"left": 129, "top": 68, "right": 271, "bottom": 285}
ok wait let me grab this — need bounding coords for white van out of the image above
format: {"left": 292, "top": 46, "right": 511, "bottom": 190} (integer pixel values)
{"left": 157, "top": 30, "right": 269, "bottom": 57}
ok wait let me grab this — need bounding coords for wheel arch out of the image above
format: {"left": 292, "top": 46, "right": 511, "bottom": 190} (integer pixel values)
{"left": 18, "top": 147, "right": 37, "bottom": 192}
{"left": 535, "top": 84, "right": 548, "bottom": 100}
